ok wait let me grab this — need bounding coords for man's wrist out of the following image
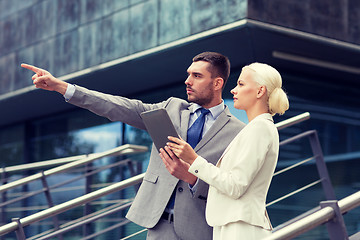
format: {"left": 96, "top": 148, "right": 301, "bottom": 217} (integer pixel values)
{"left": 57, "top": 81, "right": 69, "bottom": 95}
{"left": 188, "top": 175, "right": 197, "bottom": 186}
{"left": 188, "top": 177, "right": 199, "bottom": 196}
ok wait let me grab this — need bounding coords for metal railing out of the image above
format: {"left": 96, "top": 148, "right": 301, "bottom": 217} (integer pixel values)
{"left": 0, "top": 144, "right": 148, "bottom": 239}
{"left": 0, "top": 144, "right": 147, "bottom": 215}
{"left": 0, "top": 112, "right": 319, "bottom": 239}
{"left": 263, "top": 190, "right": 360, "bottom": 240}
{"left": 267, "top": 130, "right": 336, "bottom": 207}
{"left": 1, "top": 155, "right": 89, "bottom": 175}
{"left": 0, "top": 173, "right": 145, "bottom": 238}
{"left": 263, "top": 124, "right": 360, "bottom": 239}
{"left": 275, "top": 112, "right": 310, "bottom": 130}
{"left": 0, "top": 144, "right": 147, "bottom": 194}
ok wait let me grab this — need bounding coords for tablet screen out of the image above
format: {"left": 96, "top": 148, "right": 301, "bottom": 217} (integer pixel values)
{"left": 141, "top": 108, "right": 179, "bottom": 152}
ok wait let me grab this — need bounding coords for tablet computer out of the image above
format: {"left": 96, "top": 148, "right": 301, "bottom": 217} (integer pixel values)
{"left": 141, "top": 108, "right": 180, "bottom": 152}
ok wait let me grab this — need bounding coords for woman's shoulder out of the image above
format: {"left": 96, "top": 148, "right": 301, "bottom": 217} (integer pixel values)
{"left": 250, "top": 113, "right": 274, "bottom": 127}
{"left": 245, "top": 114, "right": 277, "bottom": 138}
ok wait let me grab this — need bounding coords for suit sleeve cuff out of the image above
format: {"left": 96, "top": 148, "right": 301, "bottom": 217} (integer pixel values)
{"left": 64, "top": 84, "right": 75, "bottom": 102}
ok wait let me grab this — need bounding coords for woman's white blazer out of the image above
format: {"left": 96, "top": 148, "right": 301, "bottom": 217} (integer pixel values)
{"left": 188, "top": 113, "right": 278, "bottom": 229}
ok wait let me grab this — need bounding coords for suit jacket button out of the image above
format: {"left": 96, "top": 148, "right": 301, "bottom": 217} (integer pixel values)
{"left": 195, "top": 170, "right": 198, "bottom": 173}
{"left": 178, "top": 187, "right": 183, "bottom": 192}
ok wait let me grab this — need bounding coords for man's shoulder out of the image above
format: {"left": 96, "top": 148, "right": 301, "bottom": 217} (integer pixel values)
{"left": 166, "top": 97, "right": 188, "bottom": 104}
{"left": 164, "top": 97, "right": 190, "bottom": 109}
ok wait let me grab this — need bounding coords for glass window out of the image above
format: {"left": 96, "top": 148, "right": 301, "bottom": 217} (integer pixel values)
{"left": 29, "top": 109, "right": 114, "bottom": 162}
{"left": 0, "top": 124, "right": 24, "bottom": 167}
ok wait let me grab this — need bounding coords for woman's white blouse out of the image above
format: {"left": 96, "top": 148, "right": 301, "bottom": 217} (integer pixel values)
{"left": 188, "top": 113, "right": 279, "bottom": 229}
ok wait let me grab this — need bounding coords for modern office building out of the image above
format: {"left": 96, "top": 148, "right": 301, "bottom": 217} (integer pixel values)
{"left": 0, "top": 0, "right": 359, "bottom": 239}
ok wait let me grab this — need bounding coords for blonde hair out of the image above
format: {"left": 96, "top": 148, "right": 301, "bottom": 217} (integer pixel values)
{"left": 244, "top": 63, "right": 289, "bottom": 116}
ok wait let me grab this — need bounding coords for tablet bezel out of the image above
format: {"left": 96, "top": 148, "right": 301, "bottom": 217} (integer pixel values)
{"left": 141, "top": 108, "right": 180, "bottom": 152}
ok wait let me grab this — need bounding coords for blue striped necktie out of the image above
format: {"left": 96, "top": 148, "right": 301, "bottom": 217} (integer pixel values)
{"left": 187, "top": 108, "right": 211, "bottom": 148}
{"left": 166, "top": 108, "right": 210, "bottom": 210}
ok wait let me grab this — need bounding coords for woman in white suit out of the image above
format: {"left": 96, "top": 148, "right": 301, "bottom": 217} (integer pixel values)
{"left": 160, "top": 63, "right": 289, "bottom": 239}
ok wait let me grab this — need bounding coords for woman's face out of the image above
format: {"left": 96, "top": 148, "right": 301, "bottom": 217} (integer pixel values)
{"left": 230, "top": 68, "right": 260, "bottom": 111}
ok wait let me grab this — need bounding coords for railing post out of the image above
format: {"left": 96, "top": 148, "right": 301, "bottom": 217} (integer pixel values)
{"left": 308, "top": 131, "right": 336, "bottom": 200}
{"left": 83, "top": 163, "right": 92, "bottom": 238}
{"left": 0, "top": 168, "right": 8, "bottom": 240}
{"left": 320, "top": 200, "right": 349, "bottom": 240}
{"left": 12, "top": 218, "right": 26, "bottom": 240}
{"left": 40, "top": 172, "right": 63, "bottom": 240}
{"left": 1, "top": 168, "right": 8, "bottom": 224}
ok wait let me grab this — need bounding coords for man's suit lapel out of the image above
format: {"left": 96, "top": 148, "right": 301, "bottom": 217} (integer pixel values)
{"left": 194, "top": 106, "right": 231, "bottom": 151}
{"left": 180, "top": 107, "right": 191, "bottom": 140}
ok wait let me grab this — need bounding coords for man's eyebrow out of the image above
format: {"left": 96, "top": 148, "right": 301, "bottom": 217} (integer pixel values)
{"left": 190, "top": 71, "right": 203, "bottom": 76}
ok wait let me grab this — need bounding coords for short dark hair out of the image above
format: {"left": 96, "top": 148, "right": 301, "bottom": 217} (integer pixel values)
{"left": 192, "top": 52, "right": 230, "bottom": 89}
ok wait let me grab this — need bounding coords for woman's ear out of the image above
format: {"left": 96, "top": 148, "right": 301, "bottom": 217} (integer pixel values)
{"left": 214, "top": 77, "right": 224, "bottom": 90}
{"left": 257, "top": 86, "right": 267, "bottom": 98}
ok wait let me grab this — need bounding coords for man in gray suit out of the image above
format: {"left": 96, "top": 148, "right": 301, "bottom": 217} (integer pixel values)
{"left": 22, "top": 52, "right": 245, "bottom": 240}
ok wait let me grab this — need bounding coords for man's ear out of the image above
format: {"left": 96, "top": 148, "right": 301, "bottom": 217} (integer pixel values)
{"left": 257, "top": 86, "right": 267, "bottom": 98}
{"left": 214, "top": 77, "right": 224, "bottom": 90}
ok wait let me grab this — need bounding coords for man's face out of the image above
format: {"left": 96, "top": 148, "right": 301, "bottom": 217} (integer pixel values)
{"left": 185, "top": 61, "right": 215, "bottom": 107}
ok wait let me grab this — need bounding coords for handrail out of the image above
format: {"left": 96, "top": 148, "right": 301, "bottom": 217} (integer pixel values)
{"left": 30, "top": 203, "right": 133, "bottom": 240}
{"left": 263, "top": 190, "right": 360, "bottom": 240}
{"left": 1, "top": 155, "right": 89, "bottom": 174}
{"left": 275, "top": 112, "right": 310, "bottom": 130}
{"left": 279, "top": 130, "right": 315, "bottom": 146}
{"left": 0, "top": 158, "right": 133, "bottom": 209}
{"left": 0, "top": 173, "right": 145, "bottom": 236}
{"left": 338, "top": 189, "right": 360, "bottom": 214}
{"left": 266, "top": 179, "right": 323, "bottom": 207}
{"left": 0, "top": 144, "right": 147, "bottom": 193}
